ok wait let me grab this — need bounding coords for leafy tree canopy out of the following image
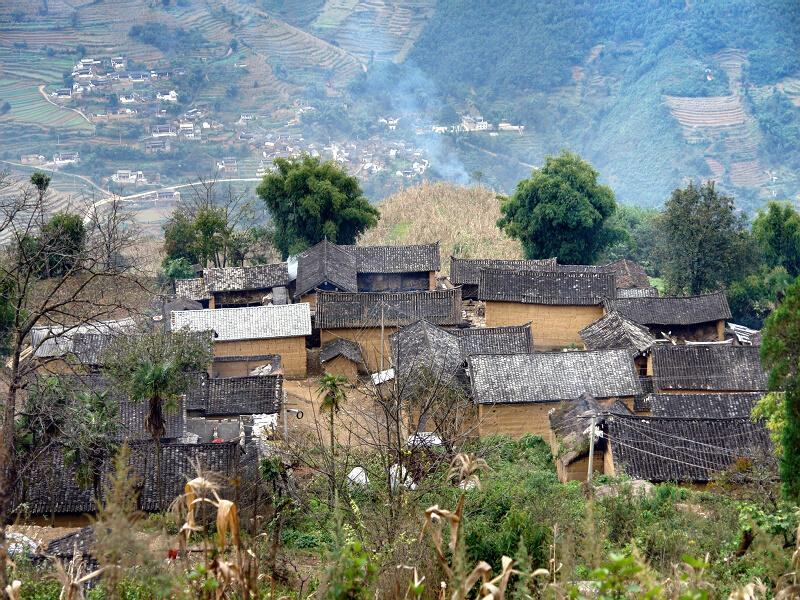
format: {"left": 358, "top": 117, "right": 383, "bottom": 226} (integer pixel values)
{"left": 40, "top": 212, "right": 86, "bottom": 277}
{"left": 761, "top": 277, "right": 800, "bottom": 500}
{"left": 257, "top": 156, "right": 380, "bottom": 258}
{"left": 497, "top": 151, "right": 619, "bottom": 264}
{"left": 654, "top": 181, "right": 756, "bottom": 295}
{"left": 753, "top": 201, "right": 800, "bottom": 278}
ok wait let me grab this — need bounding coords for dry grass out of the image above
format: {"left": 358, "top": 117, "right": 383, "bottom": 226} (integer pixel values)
{"left": 358, "top": 182, "right": 522, "bottom": 274}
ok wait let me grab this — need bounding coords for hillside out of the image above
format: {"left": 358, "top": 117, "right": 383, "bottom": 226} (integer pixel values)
{"left": 357, "top": 181, "right": 522, "bottom": 272}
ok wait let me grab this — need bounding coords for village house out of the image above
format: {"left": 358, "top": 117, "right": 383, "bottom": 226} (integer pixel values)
{"left": 53, "top": 152, "right": 79, "bottom": 166}
{"left": 156, "top": 90, "right": 178, "bottom": 103}
{"left": 610, "top": 291, "right": 732, "bottom": 341}
{"left": 151, "top": 124, "right": 177, "bottom": 138}
{"left": 478, "top": 266, "right": 616, "bottom": 348}
{"left": 449, "top": 257, "right": 558, "bottom": 299}
{"left": 319, "top": 338, "right": 365, "bottom": 381}
{"left": 579, "top": 310, "right": 656, "bottom": 375}
{"left": 145, "top": 139, "right": 171, "bottom": 153}
{"left": 174, "top": 278, "right": 212, "bottom": 308}
{"left": 649, "top": 343, "right": 767, "bottom": 393}
{"left": 468, "top": 349, "right": 642, "bottom": 440}
{"left": 171, "top": 303, "right": 311, "bottom": 378}
{"left": 20, "top": 154, "right": 46, "bottom": 165}
{"left": 295, "top": 240, "right": 358, "bottom": 307}
{"left": 315, "top": 288, "right": 463, "bottom": 373}
{"left": 201, "top": 263, "right": 291, "bottom": 308}
{"left": 112, "top": 169, "right": 148, "bottom": 184}
{"left": 603, "top": 259, "right": 658, "bottom": 296}
{"left": 111, "top": 56, "right": 126, "bottom": 70}
{"left": 645, "top": 391, "right": 764, "bottom": 418}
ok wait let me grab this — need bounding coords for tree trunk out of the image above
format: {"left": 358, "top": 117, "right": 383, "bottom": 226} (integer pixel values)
{"left": 329, "top": 411, "right": 335, "bottom": 508}
{"left": 0, "top": 346, "right": 22, "bottom": 594}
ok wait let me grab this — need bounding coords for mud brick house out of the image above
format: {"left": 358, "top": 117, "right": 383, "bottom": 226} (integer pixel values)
{"left": 602, "top": 414, "right": 773, "bottom": 484}
{"left": 184, "top": 374, "right": 283, "bottom": 417}
{"left": 603, "top": 259, "right": 657, "bottom": 297}
{"left": 295, "top": 240, "right": 359, "bottom": 307}
{"left": 478, "top": 267, "right": 616, "bottom": 348}
{"left": 30, "top": 318, "right": 135, "bottom": 374}
{"left": 171, "top": 304, "right": 311, "bottom": 378}
{"left": 449, "top": 257, "right": 557, "bottom": 299}
{"left": 610, "top": 291, "right": 732, "bottom": 341}
{"left": 641, "top": 391, "right": 764, "bottom": 418}
{"left": 650, "top": 344, "right": 767, "bottom": 393}
{"left": 452, "top": 324, "right": 534, "bottom": 355}
{"left": 175, "top": 278, "right": 212, "bottom": 308}
{"left": 315, "top": 288, "right": 463, "bottom": 372}
{"left": 319, "top": 338, "right": 365, "bottom": 380}
{"left": 579, "top": 310, "right": 656, "bottom": 376}
{"left": 467, "top": 349, "right": 641, "bottom": 440}
{"left": 203, "top": 263, "right": 290, "bottom": 308}
{"left": 15, "top": 441, "right": 240, "bottom": 523}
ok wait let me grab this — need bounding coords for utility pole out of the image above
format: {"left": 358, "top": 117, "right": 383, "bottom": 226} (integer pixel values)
{"left": 587, "top": 414, "right": 597, "bottom": 483}
{"left": 379, "top": 301, "right": 385, "bottom": 373}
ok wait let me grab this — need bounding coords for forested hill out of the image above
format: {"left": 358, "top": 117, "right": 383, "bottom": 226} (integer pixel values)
{"left": 404, "top": 0, "right": 800, "bottom": 209}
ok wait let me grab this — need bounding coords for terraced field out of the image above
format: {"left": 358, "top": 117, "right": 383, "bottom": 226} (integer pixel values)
{"left": 664, "top": 95, "right": 746, "bottom": 130}
{"left": 0, "top": 79, "right": 93, "bottom": 131}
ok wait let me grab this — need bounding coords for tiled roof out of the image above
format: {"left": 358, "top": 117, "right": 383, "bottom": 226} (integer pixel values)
{"left": 449, "top": 257, "right": 557, "bottom": 286}
{"left": 648, "top": 392, "right": 764, "bottom": 418}
{"left": 342, "top": 243, "right": 440, "bottom": 273}
{"left": 171, "top": 304, "right": 311, "bottom": 340}
{"left": 604, "top": 259, "right": 651, "bottom": 289}
{"left": 579, "top": 311, "right": 655, "bottom": 353}
{"left": 205, "top": 376, "right": 282, "bottom": 415}
{"left": 31, "top": 318, "right": 136, "bottom": 361}
{"left": 616, "top": 287, "right": 659, "bottom": 298}
{"left": 203, "top": 263, "right": 289, "bottom": 293}
{"left": 606, "top": 415, "right": 773, "bottom": 482}
{"left": 320, "top": 338, "right": 363, "bottom": 364}
{"left": 651, "top": 344, "right": 767, "bottom": 391}
{"left": 15, "top": 441, "right": 240, "bottom": 514}
{"left": 295, "top": 240, "right": 358, "bottom": 296}
{"left": 611, "top": 291, "right": 732, "bottom": 326}
{"left": 452, "top": 324, "right": 533, "bottom": 355}
{"left": 315, "top": 289, "right": 462, "bottom": 329}
{"left": 468, "top": 349, "right": 641, "bottom": 405}
{"left": 175, "top": 277, "right": 210, "bottom": 301}
{"left": 70, "top": 333, "right": 116, "bottom": 365}
{"left": 478, "top": 267, "right": 616, "bottom": 305}
{"left": 389, "top": 320, "right": 464, "bottom": 380}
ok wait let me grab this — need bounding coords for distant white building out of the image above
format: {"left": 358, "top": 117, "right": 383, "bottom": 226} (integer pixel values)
{"left": 156, "top": 90, "right": 179, "bottom": 103}
{"left": 152, "top": 125, "right": 177, "bottom": 138}
{"left": 498, "top": 121, "right": 525, "bottom": 133}
{"left": 53, "top": 152, "right": 79, "bottom": 166}
{"left": 111, "top": 56, "right": 126, "bottom": 71}
{"left": 112, "top": 169, "right": 147, "bottom": 184}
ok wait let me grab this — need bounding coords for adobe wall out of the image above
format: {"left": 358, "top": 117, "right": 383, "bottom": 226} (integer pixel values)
{"left": 214, "top": 337, "right": 307, "bottom": 378}
{"left": 323, "top": 355, "right": 359, "bottom": 382}
{"left": 484, "top": 302, "right": 604, "bottom": 348}
{"left": 477, "top": 402, "right": 556, "bottom": 440}
{"left": 557, "top": 453, "right": 605, "bottom": 483}
{"left": 320, "top": 327, "right": 398, "bottom": 373}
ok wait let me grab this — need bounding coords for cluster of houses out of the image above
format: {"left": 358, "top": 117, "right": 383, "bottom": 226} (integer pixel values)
{"left": 430, "top": 114, "right": 526, "bottom": 135}
{"left": 13, "top": 241, "right": 773, "bottom": 523}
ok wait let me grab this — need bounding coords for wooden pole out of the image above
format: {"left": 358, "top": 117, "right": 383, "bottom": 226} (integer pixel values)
{"left": 587, "top": 414, "right": 596, "bottom": 483}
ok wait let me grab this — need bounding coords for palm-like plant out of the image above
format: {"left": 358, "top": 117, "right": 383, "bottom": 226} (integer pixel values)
{"left": 318, "top": 373, "right": 348, "bottom": 505}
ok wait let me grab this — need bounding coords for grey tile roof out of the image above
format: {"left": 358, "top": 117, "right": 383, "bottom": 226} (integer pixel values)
{"left": 203, "top": 263, "right": 289, "bottom": 293}
{"left": 478, "top": 267, "right": 616, "bottom": 305}
{"left": 342, "top": 243, "right": 440, "bottom": 273}
{"left": 468, "top": 349, "right": 641, "bottom": 405}
{"left": 171, "top": 304, "right": 312, "bottom": 340}
{"left": 315, "top": 289, "right": 462, "bottom": 329}
{"left": 606, "top": 415, "right": 773, "bottom": 482}
{"left": 320, "top": 338, "right": 363, "bottom": 365}
{"left": 389, "top": 320, "right": 464, "bottom": 380}
{"left": 651, "top": 344, "right": 767, "bottom": 391}
{"left": 604, "top": 259, "right": 651, "bottom": 289}
{"left": 452, "top": 324, "right": 533, "bottom": 355}
{"left": 175, "top": 277, "right": 211, "bottom": 301}
{"left": 449, "top": 257, "right": 557, "bottom": 286}
{"left": 205, "top": 376, "right": 283, "bottom": 415}
{"left": 579, "top": 311, "right": 656, "bottom": 353}
{"left": 31, "top": 318, "right": 136, "bottom": 361}
{"left": 295, "top": 240, "right": 358, "bottom": 296}
{"left": 611, "top": 291, "right": 732, "bottom": 326}
{"left": 648, "top": 392, "right": 764, "bottom": 418}
{"left": 616, "top": 287, "right": 659, "bottom": 298}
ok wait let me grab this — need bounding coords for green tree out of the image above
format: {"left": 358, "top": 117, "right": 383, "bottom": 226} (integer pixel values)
{"left": 597, "top": 204, "right": 659, "bottom": 273}
{"left": 162, "top": 257, "right": 196, "bottom": 281}
{"left": 654, "top": 181, "right": 756, "bottom": 295}
{"left": 753, "top": 201, "right": 800, "bottom": 278}
{"left": 497, "top": 151, "right": 619, "bottom": 264}
{"left": 40, "top": 211, "right": 86, "bottom": 277}
{"left": 257, "top": 156, "right": 379, "bottom": 258}
{"left": 318, "top": 373, "right": 348, "bottom": 506}
{"left": 163, "top": 208, "right": 200, "bottom": 265}
{"left": 760, "top": 277, "right": 800, "bottom": 500}
{"left": 727, "top": 266, "right": 791, "bottom": 329}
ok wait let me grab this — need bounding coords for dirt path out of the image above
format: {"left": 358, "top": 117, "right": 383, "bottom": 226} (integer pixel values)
{"left": 37, "top": 85, "right": 94, "bottom": 126}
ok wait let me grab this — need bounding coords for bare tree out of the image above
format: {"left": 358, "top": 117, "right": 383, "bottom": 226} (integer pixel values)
{"left": 0, "top": 172, "right": 145, "bottom": 592}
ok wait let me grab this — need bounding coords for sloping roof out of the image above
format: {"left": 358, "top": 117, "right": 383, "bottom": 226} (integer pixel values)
{"left": 70, "top": 333, "right": 116, "bottom": 365}
{"left": 453, "top": 324, "right": 533, "bottom": 355}
{"left": 604, "top": 259, "right": 651, "bottom": 289}
{"left": 295, "top": 240, "right": 358, "bottom": 296}
{"left": 320, "top": 338, "right": 363, "bottom": 364}
{"left": 468, "top": 349, "right": 641, "bottom": 405}
{"left": 616, "top": 287, "right": 659, "bottom": 298}
{"left": 389, "top": 320, "right": 464, "bottom": 379}
{"left": 449, "top": 257, "right": 557, "bottom": 286}
{"left": 611, "top": 291, "right": 732, "bottom": 326}
{"left": 651, "top": 344, "right": 767, "bottom": 391}
{"left": 579, "top": 311, "right": 656, "bottom": 353}
{"left": 342, "top": 243, "right": 440, "bottom": 273}
{"left": 31, "top": 318, "right": 136, "bottom": 361}
{"left": 315, "top": 289, "right": 462, "bottom": 329}
{"left": 648, "top": 392, "right": 763, "bottom": 418}
{"left": 203, "top": 264, "right": 289, "bottom": 293}
{"left": 171, "top": 304, "right": 311, "bottom": 340}
{"left": 175, "top": 277, "right": 210, "bottom": 301}
{"left": 606, "top": 415, "right": 773, "bottom": 482}
{"left": 206, "top": 376, "right": 282, "bottom": 415}
{"left": 478, "top": 268, "right": 616, "bottom": 305}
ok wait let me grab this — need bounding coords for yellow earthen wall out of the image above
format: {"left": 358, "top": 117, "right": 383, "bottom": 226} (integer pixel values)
{"left": 484, "top": 302, "right": 604, "bottom": 348}
{"left": 557, "top": 454, "right": 605, "bottom": 483}
{"left": 213, "top": 337, "right": 307, "bottom": 378}
{"left": 320, "top": 328, "right": 398, "bottom": 373}
{"left": 477, "top": 402, "right": 556, "bottom": 441}
{"left": 323, "top": 355, "right": 358, "bottom": 381}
